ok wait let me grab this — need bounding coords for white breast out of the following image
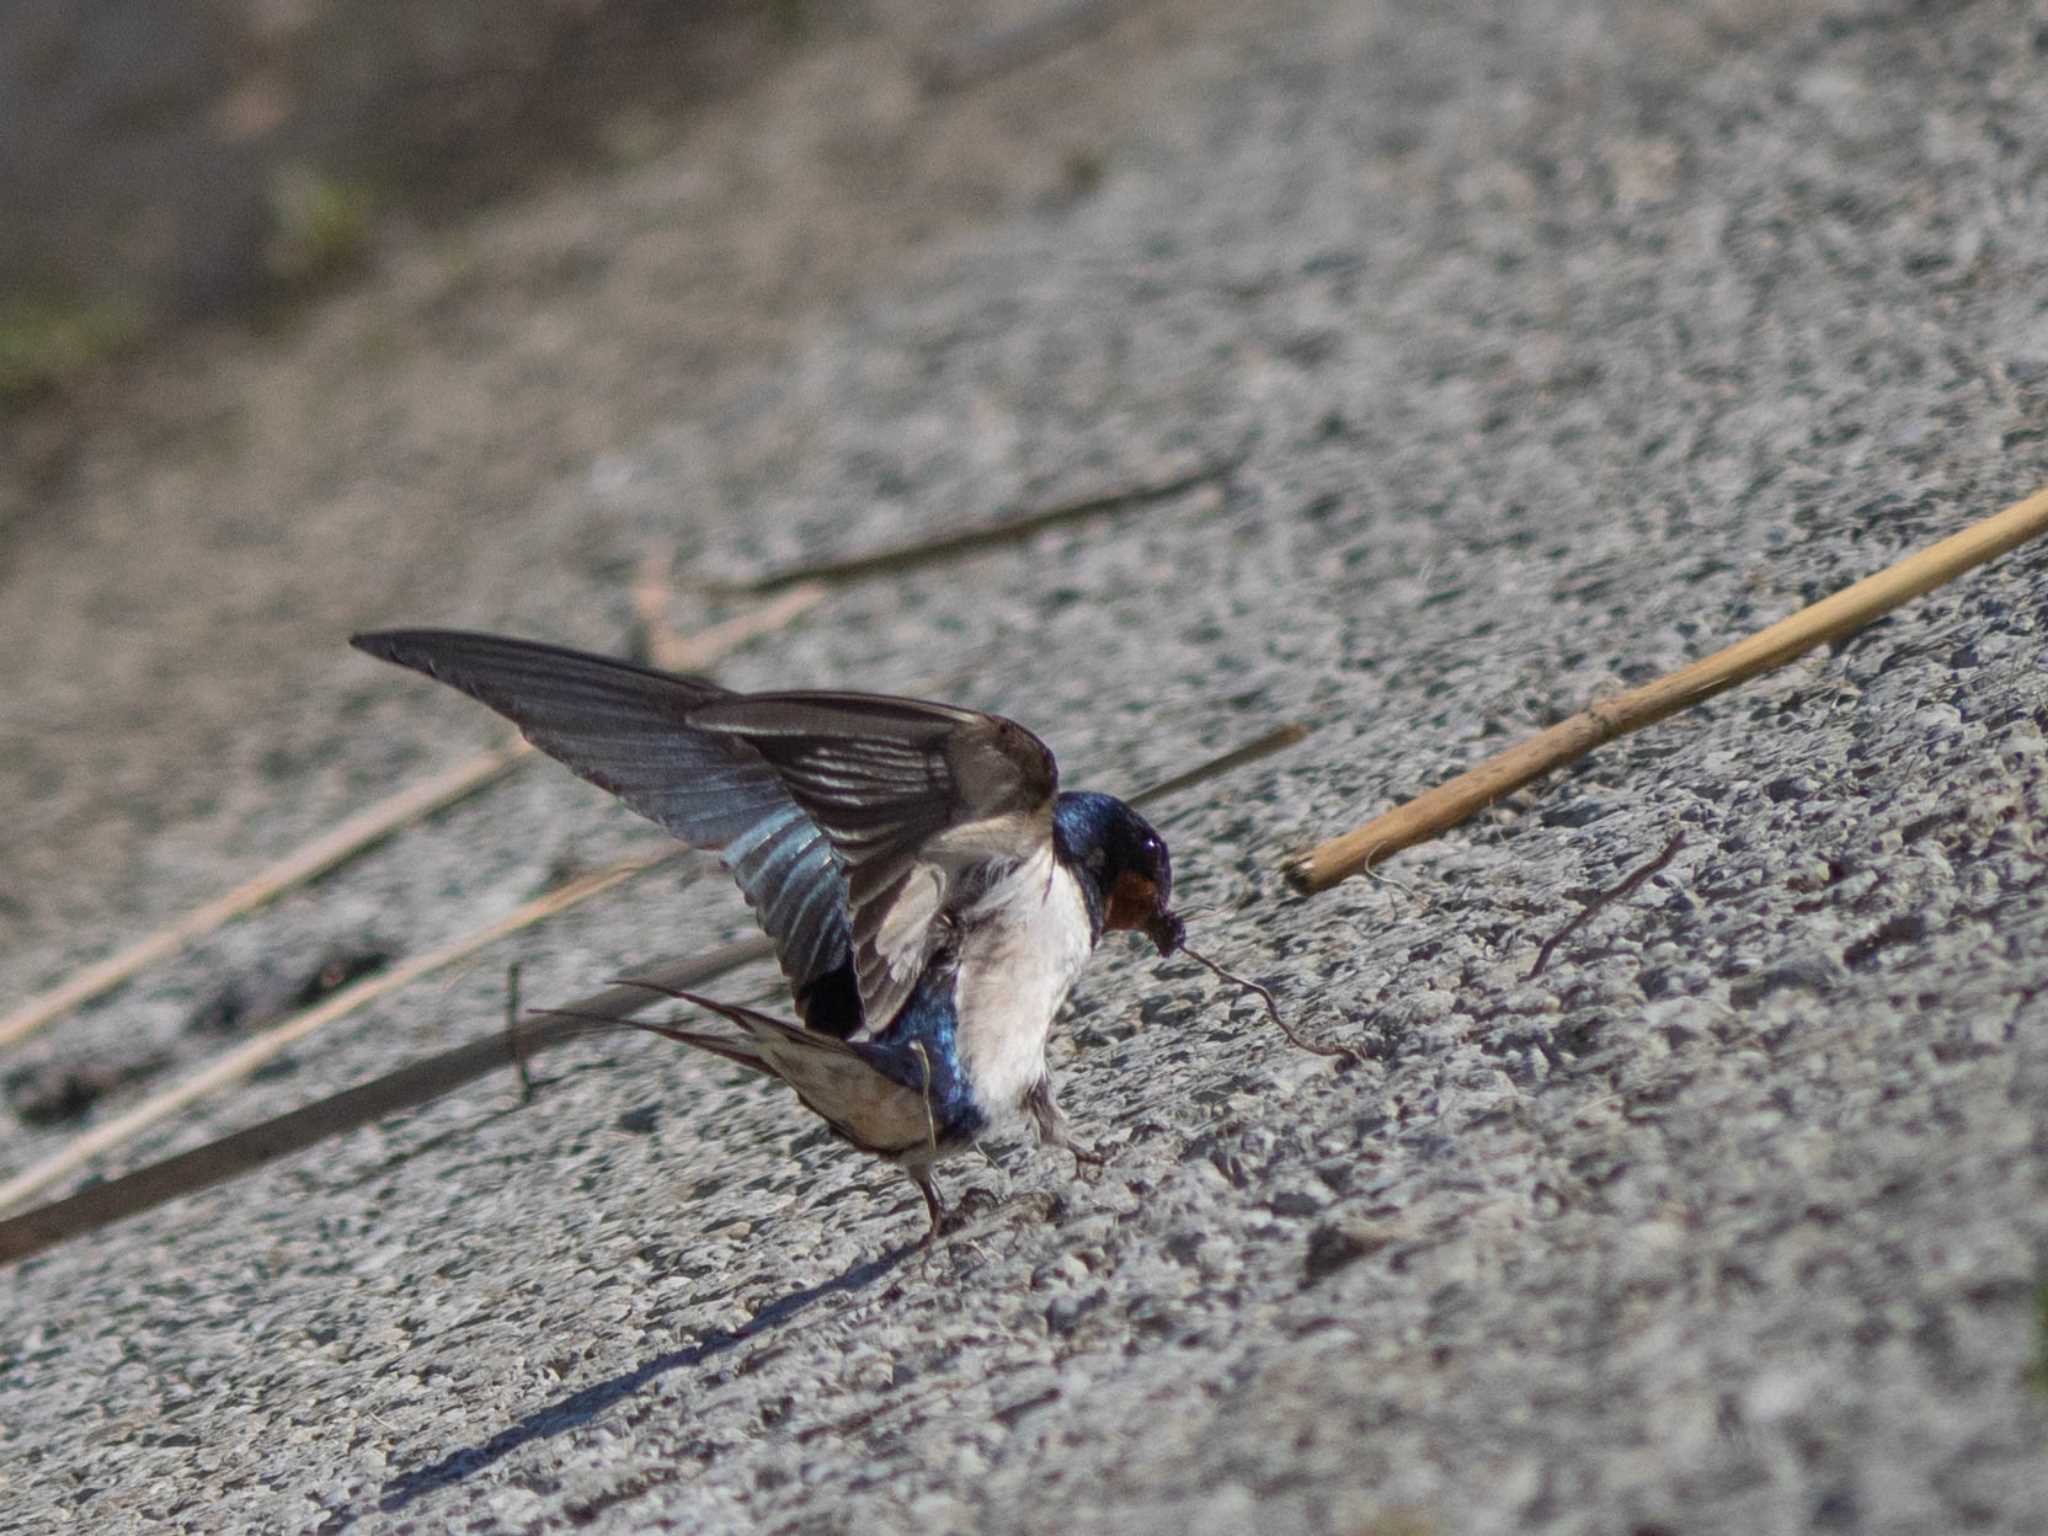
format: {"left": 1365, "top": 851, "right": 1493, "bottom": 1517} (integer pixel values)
{"left": 951, "top": 847, "right": 1095, "bottom": 1125}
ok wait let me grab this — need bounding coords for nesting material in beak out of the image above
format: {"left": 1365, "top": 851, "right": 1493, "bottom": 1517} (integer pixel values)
{"left": 1147, "top": 910, "right": 1186, "bottom": 957}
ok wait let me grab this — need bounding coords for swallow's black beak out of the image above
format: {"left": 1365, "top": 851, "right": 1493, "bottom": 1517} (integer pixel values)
{"left": 1147, "top": 909, "right": 1185, "bottom": 958}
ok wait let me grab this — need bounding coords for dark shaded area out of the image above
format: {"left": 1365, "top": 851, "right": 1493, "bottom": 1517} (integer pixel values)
{"left": 0, "top": 946, "right": 386, "bottom": 1128}
{"left": 185, "top": 944, "right": 391, "bottom": 1035}
{"left": 4, "top": 1050, "right": 168, "bottom": 1126}
{"left": 375, "top": 1242, "right": 911, "bottom": 1512}
{"left": 0, "top": 0, "right": 789, "bottom": 323}
{"left": 1301, "top": 1217, "right": 1393, "bottom": 1287}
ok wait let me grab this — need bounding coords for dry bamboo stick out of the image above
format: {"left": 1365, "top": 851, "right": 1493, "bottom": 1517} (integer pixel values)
{"left": 0, "top": 853, "right": 682, "bottom": 1215}
{"left": 1286, "top": 483, "right": 2048, "bottom": 894}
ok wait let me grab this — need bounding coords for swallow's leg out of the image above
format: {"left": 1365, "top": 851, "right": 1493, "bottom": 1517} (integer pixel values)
{"left": 910, "top": 1167, "right": 946, "bottom": 1245}
{"left": 1023, "top": 1074, "right": 1104, "bottom": 1177}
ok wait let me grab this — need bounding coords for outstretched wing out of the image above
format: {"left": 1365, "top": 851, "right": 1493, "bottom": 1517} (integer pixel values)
{"left": 352, "top": 630, "right": 1061, "bottom": 1035}
{"left": 349, "top": 630, "right": 853, "bottom": 1028}
{"left": 671, "top": 691, "right": 1059, "bottom": 1031}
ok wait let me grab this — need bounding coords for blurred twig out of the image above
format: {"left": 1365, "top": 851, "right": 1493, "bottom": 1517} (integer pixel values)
{"left": 719, "top": 458, "right": 1235, "bottom": 594}
{"left": 919, "top": 0, "right": 1135, "bottom": 94}
{"left": 636, "top": 573, "right": 827, "bottom": 673}
{"left": 1129, "top": 722, "right": 1308, "bottom": 809}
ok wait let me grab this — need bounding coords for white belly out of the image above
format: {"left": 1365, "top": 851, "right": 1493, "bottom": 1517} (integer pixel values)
{"left": 952, "top": 849, "right": 1095, "bottom": 1124}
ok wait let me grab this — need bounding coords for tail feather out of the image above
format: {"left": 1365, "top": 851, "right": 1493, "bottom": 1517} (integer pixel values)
{"left": 534, "top": 1007, "right": 773, "bottom": 1075}
{"left": 608, "top": 981, "right": 937, "bottom": 1156}
{"left": 610, "top": 979, "right": 840, "bottom": 1055}
{"left": 616, "top": 1019, "right": 774, "bottom": 1075}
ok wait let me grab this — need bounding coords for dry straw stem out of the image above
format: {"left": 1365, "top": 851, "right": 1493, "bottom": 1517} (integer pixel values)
{"left": 0, "top": 853, "right": 681, "bottom": 1218}
{"left": 1286, "top": 482, "right": 2048, "bottom": 894}
{"left": 0, "top": 587, "right": 825, "bottom": 1052}
{"left": 643, "top": 578, "right": 827, "bottom": 673}
{"left": 1128, "top": 721, "right": 1310, "bottom": 809}
{"left": 0, "top": 717, "right": 1309, "bottom": 1261}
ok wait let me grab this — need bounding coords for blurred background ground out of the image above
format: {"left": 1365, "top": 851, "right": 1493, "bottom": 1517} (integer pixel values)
{"left": 3, "top": 1, "right": 2048, "bottom": 1532}
{"left": 0, "top": 0, "right": 783, "bottom": 327}
{"left": 1, "top": 0, "right": 1185, "bottom": 983}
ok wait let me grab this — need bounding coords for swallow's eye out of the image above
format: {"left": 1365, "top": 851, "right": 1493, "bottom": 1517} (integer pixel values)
{"left": 1086, "top": 846, "right": 1107, "bottom": 873}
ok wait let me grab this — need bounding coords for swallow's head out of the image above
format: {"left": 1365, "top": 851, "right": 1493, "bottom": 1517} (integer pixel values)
{"left": 1056, "top": 792, "right": 1184, "bottom": 956}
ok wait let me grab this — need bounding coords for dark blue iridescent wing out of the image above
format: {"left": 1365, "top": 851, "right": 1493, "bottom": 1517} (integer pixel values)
{"left": 349, "top": 630, "right": 857, "bottom": 1030}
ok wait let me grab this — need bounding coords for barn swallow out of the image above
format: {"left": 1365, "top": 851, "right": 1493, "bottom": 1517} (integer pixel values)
{"left": 350, "top": 629, "right": 1183, "bottom": 1235}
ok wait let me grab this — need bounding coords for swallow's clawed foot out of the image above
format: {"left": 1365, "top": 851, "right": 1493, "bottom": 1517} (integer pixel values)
{"left": 1043, "top": 1123, "right": 1109, "bottom": 1180}
{"left": 1023, "top": 1074, "right": 1107, "bottom": 1181}
{"left": 1064, "top": 1140, "right": 1108, "bottom": 1179}
{"left": 909, "top": 1179, "right": 997, "bottom": 1258}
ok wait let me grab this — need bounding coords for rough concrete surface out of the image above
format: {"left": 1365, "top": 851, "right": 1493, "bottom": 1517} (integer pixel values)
{"left": 4, "top": 0, "right": 2048, "bottom": 1531}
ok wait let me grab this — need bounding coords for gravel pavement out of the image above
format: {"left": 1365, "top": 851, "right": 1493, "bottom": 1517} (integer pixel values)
{"left": 4, "top": 1, "right": 2047, "bottom": 1531}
